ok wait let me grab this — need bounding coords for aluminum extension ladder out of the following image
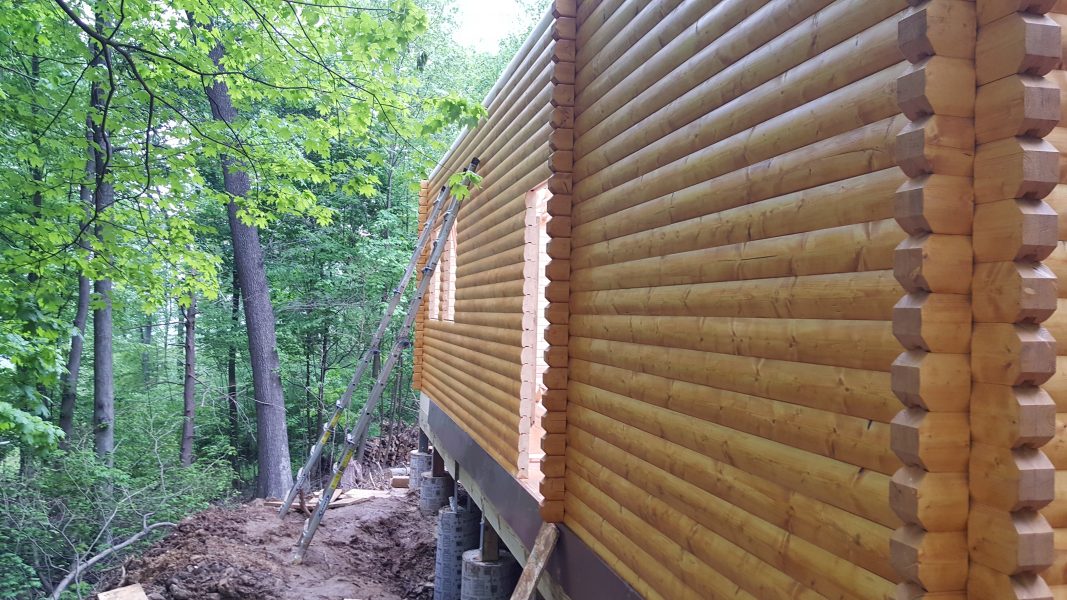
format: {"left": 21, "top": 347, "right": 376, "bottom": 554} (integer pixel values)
{"left": 283, "top": 158, "right": 480, "bottom": 563}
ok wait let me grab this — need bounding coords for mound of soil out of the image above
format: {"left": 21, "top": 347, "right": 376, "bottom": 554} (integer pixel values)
{"left": 120, "top": 490, "right": 436, "bottom": 600}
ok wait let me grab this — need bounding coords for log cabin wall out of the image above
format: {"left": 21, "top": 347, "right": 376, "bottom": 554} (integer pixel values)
{"left": 969, "top": 1, "right": 1063, "bottom": 597}
{"left": 414, "top": 0, "right": 1067, "bottom": 597}
{"left": 414, "top": 13, "right": 556, "bottom": 477}
{"left": 564, "top": 1, "right": 912, "bottom": 598}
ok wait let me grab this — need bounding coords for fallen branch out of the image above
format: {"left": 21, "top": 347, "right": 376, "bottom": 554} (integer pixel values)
{"left": 51, "top": 518, "right": 176, "bottom": 599}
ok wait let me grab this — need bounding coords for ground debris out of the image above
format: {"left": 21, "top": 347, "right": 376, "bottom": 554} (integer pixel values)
{"left": 115, "top": 489, "right": 436, "bottom": 600}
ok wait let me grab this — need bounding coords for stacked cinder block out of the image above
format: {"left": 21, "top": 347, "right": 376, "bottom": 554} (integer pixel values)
{"left": 970, "top": 0, "right": 1061, "bottom": 596}
{"left": 890, "top": 2, "right": 977, "bottom": 597}
{"left": 539, "top": 0, "right": 576, "bottom": 524}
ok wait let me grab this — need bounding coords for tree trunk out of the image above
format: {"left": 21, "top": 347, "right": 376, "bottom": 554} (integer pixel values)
{"left": 141, "top": 315, "right": 153, "bottom": 385}
{"left": 58, "top": 75, "right": 91, "bottom": 447}
{"left": 205, "top": 40, "right": 292, "bottom": 498}
{"left": 179, "top": 297, "right": 197, "bottom": 466}
{"left": 228, "top": 267, "right": 240, "bottom": 477}
{"left": 89, "top": 14, "right": 115, "bottom": 466}
{"left": 59, "top": 272, "right": 90, "bottom": 445}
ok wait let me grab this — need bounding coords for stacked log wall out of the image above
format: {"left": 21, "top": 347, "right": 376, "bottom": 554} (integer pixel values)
{"left": 414, "top": 14, "right": 555, "bottom": 476}
{"left": 968, "top": 1, "right": 1062, "bottom": 597}
{"left": 564, "top": 1, "right": 912, "bottom": 597}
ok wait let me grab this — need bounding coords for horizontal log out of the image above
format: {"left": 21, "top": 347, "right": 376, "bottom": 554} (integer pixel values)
{"left": 973, "top": 262, "right": 1057, "bottom": 323}
{"left": 425, "top": 320, "right": 522, "bottom": 347}
{"left": 575, "top": 64, "right": 905, "bottom": 211}
{"left": 570, "top": 270, "right": 901, "bottom": 321}
{"left": 890, "top": 524, "right": 968, "bottom": 592}
{"left": 566, "top": 416, "right": 895, "bottom": 582}
{"left": 892, "top": 350, "right": 972, "bottom": 412}
{"left": 1039, "top": 414, "right": 1067, "bottom": 467}
{"left": 976, "top": 12, "right": 1061, "bottom": 86}
{"left": 972, "top": 383, "right": 1058, "bottom": 448}
{"left": 573, "top": 115, "right": 906, "bottom": 240}
{"left": 454, "top": 279, "right": 525, "bottom": 302}
{"left": 422, "top": 346, "right": 521, "bottom": 412}
{"left": 896, "top": 115, "right": 975, "bottom": 178}
{"left": 969, "top": 503, "right": 1055, "bottom": 575}
{"left": 453, "top": 296, "right": 524, "bottom": 315}
{"left": 970, "top": 443, "right": 1056, "bottom": 511}
{"left": 891, "top": 408, "right": 970, "bottom": 472}
{"left": 564, "top": 492, "right": 705, "bottom": 600}
{"left": 973, "top": 199, "right": 1058, "bottom": 262}
{"left": 898, "top": 56, "right": 976, "bottom": 120}
{"left": 455, "top": 262, "right": 524, "bottom": 289}
{"left": 572, "top": 357, "right": 899, "bottom": 474}
{"left": 453, "top": 311, "right": 522, "bottom": 331}
{"left": 569, "top": 380, "right": 896, "bottom": 526}
{"left": 569, "top": 335, "right": 899, "bottom": 423}
{"left": 567, "top": 469, "right": 725, "bottom": 593}
{"left": 1043, "top": 471, "right": 1067, "bottom": 528}
{"left": 895, "top": 233, "right": 973, "bottom": 294}
{"left": 972, "top": 323, "right": 1057, "bottom": 386}
{"left": 568, "top": 314, "right": 898, "bottom": 372}
{"left": 978, "top": 0, "right": 1057, "bottom": 25}
{"left": 898, "top": 0, "right": 977, "bottom": 62}
{"left": 576, "top": 37, "right": 904, "bottom": 190}
{"left": 890, "top": 466, "right": 969, "bottom": 532}
{"left": 575, "top": 0, "right": 698, "bottom": 95}
{"left": 968, "top": 562, "right": 1054, "bottom": 600}
{"left": 976, "top": 74, "right": 1060, "bottom": 144}
{"left": 571, "top": 218, "right": 901, "bottom": 292}
{"left": 575, "top": 169, "right": 900, "bottom": 269}
{"left": 421, "top": 377, "right": 519, "bottom": 473}
{"left": 567, "top": 446, "right": 892, "bottom": 599}
{"left": 974, "top": 138, "right": 1060, "bottom": 204}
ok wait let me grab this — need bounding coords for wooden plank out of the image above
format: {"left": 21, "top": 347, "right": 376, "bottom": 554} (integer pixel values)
{"left": 98, "top": 585, "right": 148, "bottom": 600}
{"left": 510, "top": 523, "right": 560, "bottom": 600}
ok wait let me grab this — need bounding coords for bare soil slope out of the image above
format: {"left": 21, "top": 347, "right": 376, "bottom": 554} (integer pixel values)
{"left": 118, "top": 490, "right": 435, "bottom": 600}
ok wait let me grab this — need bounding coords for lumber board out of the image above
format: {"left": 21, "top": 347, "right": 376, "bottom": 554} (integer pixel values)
{"left": 510, "top": 523, "right": 560, "bottom": 600}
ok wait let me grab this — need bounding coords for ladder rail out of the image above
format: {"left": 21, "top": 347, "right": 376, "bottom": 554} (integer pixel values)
{"left": 276, "top": 182, "right": 453, "bottom": 516}
{"left": 277, "top": 160, "right": 474, "bottom": 516}
{"left": 290, "top": 164, "right": 477, "bottom": 562}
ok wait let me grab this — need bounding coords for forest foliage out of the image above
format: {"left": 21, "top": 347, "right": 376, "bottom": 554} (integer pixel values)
{"left": 0, "top": 0, "right": 545, "bottom": 595}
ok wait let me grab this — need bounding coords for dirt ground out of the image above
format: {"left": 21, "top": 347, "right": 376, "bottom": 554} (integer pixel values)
{"left": 116, "top": 489, "right": 437, "bottom": 600}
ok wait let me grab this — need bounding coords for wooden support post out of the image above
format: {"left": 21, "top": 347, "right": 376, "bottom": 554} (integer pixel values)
{"left": 432, "top": 447, "right": 446, "bottom": 478}
{"left": 970, "top": 0, "right": 1061, "bottom": 596}
{"left": 480, "top": 517, "right": 500, "bottom": 562}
